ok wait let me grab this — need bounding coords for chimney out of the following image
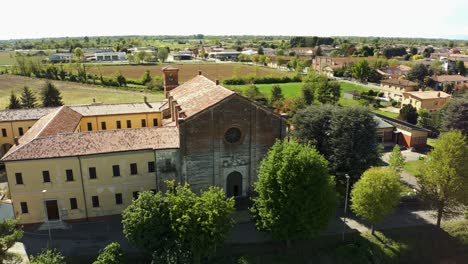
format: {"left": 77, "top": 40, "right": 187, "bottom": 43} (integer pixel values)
{"left": 215, "top": 79, "right": 219, "bottom": 85}
{"left": 419, "top": 89, "right": 422, "bottom": 92}
{"left": 178, "top": 118, "right": 185, "bottom": 124}
{"left": 438, "top": 92, "right": 440, "bottom": 97}
{"left": 14, "top": 137, "right": 19, "bottom": 146}
{"left": 92, "top": 98, "right": 96, "bottom": 103}
{"left": 144, "top": 96, "right": 147, "bottom": 103}
{"left": 198, "top": 70, "right": 202, "bottom": 75}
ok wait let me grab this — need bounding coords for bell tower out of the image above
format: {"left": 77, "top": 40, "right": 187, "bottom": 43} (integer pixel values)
{"left": 162, "top": 65, "right": 179, "bottom": 98}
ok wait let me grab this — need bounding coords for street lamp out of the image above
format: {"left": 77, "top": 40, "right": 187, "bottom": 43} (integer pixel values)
{"left": 42, "top": 189, "right": 52, "bottom": 248}
{"left": 342, "top": 174, "right": 350, "bottom": 242}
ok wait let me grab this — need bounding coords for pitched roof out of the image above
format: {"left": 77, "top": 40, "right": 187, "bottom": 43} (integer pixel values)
{"left": 431, "top": 75, "right": 468, "bottom": 83}
{"left": 0, "top": 107, "right": 58, "bottom": 122}
{"left": 403, "top": 91, "right": 451, "bottom": 100}
{"left": 2, "top": 126, "right": 179, "bottom": 161}
{"left": 168, "top": 75, "right": 235, "bottom": 118}
{"left": 373, "top": 115, "right": 394, "bottom": 129}
{"left": 374, "top": 113, "right": 430, "bottom": 132}
{"left": 38, "top": 106, "right": 82, "bottom": 137}
{"left": 380, "top": 79, "right": 419, "bottom": 87}
{"left": 70, "top": 102, "right": 164, "bottom": 116}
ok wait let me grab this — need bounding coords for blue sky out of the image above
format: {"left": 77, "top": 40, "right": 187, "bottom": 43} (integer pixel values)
{"left": 1, "top": 0, "right": 467, "bottom": 40}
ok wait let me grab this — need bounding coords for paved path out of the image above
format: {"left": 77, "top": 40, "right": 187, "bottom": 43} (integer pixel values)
{"left": 381, "top": 149, "right": 425, "bottom": 190}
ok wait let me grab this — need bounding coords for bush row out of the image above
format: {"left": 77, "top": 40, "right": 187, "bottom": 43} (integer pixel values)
{"left": 223, "top": 75, "right": 301, "bottom": 85}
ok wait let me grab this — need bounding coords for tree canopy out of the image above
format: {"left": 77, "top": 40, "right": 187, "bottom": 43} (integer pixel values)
{"left": 7, "top": 92, "right": 21, "bottom": 109}
{"left": 251, "top": 140, "right": 338, "bottom": 243}
{"left": 0, "top": 219, "right": 23, "bottom": 263}
{"left": 399, "top": 104, "right": 418, "bottom": 125}
{"left": 351, "top": 59, "right": 371, "bottom": 82}
{"left": 418, "top": 131, "right": 468, "bottom": 227}
{"left": 122, "top": 183, "right": 235, "bottom": 263}
{"left": 41, "top": 82, "right": 63, "bottom": 107}
{"left": 292, "top": 105, "right": 380, "bottom": 179}
{"left": 441, "top": 97, "right": 468, "bottom": 136}
{"left": 388, "top": 145, "right": 405, "bottom": 172}
{"left": 20, "top": 85, "right": 37, "bottom": 108}
{"left": 93, "top": 242, "right": 125, "bottom": 264}
{"left": 30, "top": 249, "right": 66, "bottom": 264}
{"left": 157, "top": 47, "right": 169, "bottom": 62}
{"left": 351, "top": 167, "right": 402, "bottom": 234}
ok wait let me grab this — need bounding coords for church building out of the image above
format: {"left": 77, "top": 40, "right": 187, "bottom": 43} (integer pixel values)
{"left": 1, "top": 66, "right": 286, "bottom": 224}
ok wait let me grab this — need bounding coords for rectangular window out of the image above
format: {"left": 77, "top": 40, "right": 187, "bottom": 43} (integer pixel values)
{"left": 101, "top": 121, "right": 107, "bottom": 130}
{"left": 126, "top": 120, "right": 132, "bottom": 128}
{"left": 42, "top": 171, "right": 50, "bottom": 183}
{"left": 70, "top": 198, "right": 78, "bottom": 209}
{"left": 20, "top": 202, "right": 28, "bottom": 214}
{"left": 153, "top": 118, "right": 158, "bottom": 126}
{"left": 115, "top": 193, "right": 123, "bottom": 205}
{"left": 148, "top": 161, "right": 155, "bottom": 173}
{"left": 92, "top": 196, "right": 99, "bottom": 207}
{"left": 18, "top": 127, "right": 24, "bottom": 136}
{"left": 66, "top": 169, "right": 74, "bottom": 181}
{"left": 15, "top": 173, "right": 23, "bottom": 185}
{"left": 141, "top": 119, "right": 146, "bottom": 127}
{"left": 132, "top": 191, "right": 139, "bottom": 199}
{"left": 112, "top": 165, "right": 120, "bottom": 177}
{"left": 89, "top": 167, "right": 97, "bottom": 179}
{"left": 130, "top": 163, "right": 138, "bottom": 175}
{"left": 87, "top": 122, "right": 93, "bottom": 131}
{"left": 1, "top": 128, "right": 7, "bottom": 137}
{"left": 116, "top": 121, "right": 122, "bottom": 129}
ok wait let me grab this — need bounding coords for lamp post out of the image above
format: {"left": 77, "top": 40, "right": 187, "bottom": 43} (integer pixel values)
{"left": 42, "top": 189, "right": 52, "bottom": 248}
{"left": 342, "top": 174, "right": 350, "bottom": 242}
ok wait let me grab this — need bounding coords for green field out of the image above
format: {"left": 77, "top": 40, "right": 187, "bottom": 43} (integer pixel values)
{"left": 0, "top": 52, "right": 16, "bottom": 65}
{"left": 0, "top": 75, "right": 164, "bottom": 109}
{"left": 403, "top": 159, "right": 425, "bottom": 176}
{"left": 373, "top": 109, "right": 399, "bottom": 119}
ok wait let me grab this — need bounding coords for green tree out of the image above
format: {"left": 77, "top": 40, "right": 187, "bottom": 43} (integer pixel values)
{"left": 270, "top": 84, "right": 284, "bottom": 105}
{"left": 292, "top": 105, "right": 380, "bottom": 178}
{"left": 351, "top": 167, "right": 402, "bottom": 234}
{"left": 418, "top": 131, "right": 468, "bottom": 227}
{"left": 244, "top": 85, "right": 262, "bottom": 99}
{"left": 456, "top": 60, "right": 466, "bottom": 76}
{"left": 41, "top": 82, "right": 63, "bottom": 107}
{"left": 316, "top": 80, "right": 341, "bottom": 105}
{"left": 122, "top": 184, "right": 235, "bottom": 264}
{"left": 8, "top": 92, "right": 21, "bottom": 109}
{"left": 135, "top": 51, "right": 150, "bottom": 64}
{"left": 73, "top": 47, "right": 84, "bottom": 62}
{"left": 0, "top": 219, "right": 23, "bottom": 263}
{"left": 388, "top": 145, "right": 405, "bottom": 171}
{"left": 399, "top": 104, "right": 418, "bottom": 124}
{"left": 417, "top": 108, "right": 433, "bottom": 130}
{"left": 146, "top": 76, "right": 164, "bottom": 91}
{"left": 407, "top": 63, "right": 429, "bottom": 83}
{"left": 115, "top": 71, "right": 126, "bottom": 87}
{"left": 30, "top": 249, "right": 66, "bottom": 264}
{"left": 157, "top": 47, "right": 169, "bottom": 63}
{"left": 141, "top": 69, "right": 152, "bottom": 85}
{"left": 441, "top": 97, "right": 468, "bottom": 136}
{"left": 301, "top": 82, "right": 315, "bottom": 105}
{"left": 19, "top": 86, "right": 37, "bottom": 108}
{"left": 251, "top": 140, "right": 338, "bottom": 245}
{"left": 351, "top": 59, "right": 371, "bottom": 82}
{"left": 93, "top": 242, "right": 125, "bottom": 264}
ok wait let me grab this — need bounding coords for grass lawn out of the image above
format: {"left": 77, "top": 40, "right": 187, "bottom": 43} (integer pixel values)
{"left": 373, "top": 109, "right": 399, "bottom": 119}
{"left": 0, "top": 75, "right": 164, "bottom": 109}
{"left": 403, "top": 159, "right": 425, "bottom": 176}
{"left": 442, "top": 220, "right": 468, "bottom": 246}
{"left": 0, "top": 52, "right": 16, "bottom": 65}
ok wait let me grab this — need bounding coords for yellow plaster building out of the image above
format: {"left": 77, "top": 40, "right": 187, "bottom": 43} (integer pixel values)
{"left": 401, "top": 91, "right": 451, "bottom": 111}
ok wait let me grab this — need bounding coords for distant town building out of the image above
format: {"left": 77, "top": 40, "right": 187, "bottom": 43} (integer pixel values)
{"left": 380, "top": 79, "right": 419, "bottom": 101}
{"left": 48, "top": 53, "right": 73, "bottom": 63}
{"left": 94, "top": 52, "right": 126, "bottom": 62}
{"left": 401, "top": 90, "right": 451, "bottom": 111}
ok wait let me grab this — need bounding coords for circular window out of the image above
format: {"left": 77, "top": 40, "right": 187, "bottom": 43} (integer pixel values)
{"left": 224, "top": 127, "right": 242, "bottom": 144}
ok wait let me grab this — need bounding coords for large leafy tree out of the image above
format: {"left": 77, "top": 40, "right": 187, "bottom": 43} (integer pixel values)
{"left": 251, "top": 140, "right": 338, "bottom": 245}
{"left": 41, "top": 82, "right": 63, "bottom": 107}
{"left": 316, "top": 80, "right": 341, "bottom": 105}
{"left": 292, "top": 105, "right": 380, "bottom": 179}
{"left": 93, "top": 242, "right": 125, "bottom": 264}
{"left": 122, "top": 184, "right": 235, "bottom": 264}
{"left": 351, "top": 59, "right": 371, "bottom": 82}
{"left": 399, "top": 104, "right": 418, "bottom": 125}
{"left": 351, "top": 167, "right": 402, "bottom": 234}
{"left": 456, "top": 60, "right": 466, "bottom": 76}
{"left": 30, "top": 249, "right": 66, "bottom": 264}
{"left": 388, "top": 145, "right": 405, "bottom": 172}
{"left": 7, "top": 92, "right": 21, "bottom": 109}
{"left": 157, "top": 47, "right": 169, "bottom": 63}
{"left": 270, "top": 84, "right": 284, "bottom": 107}
{"left": 407, "top": 63, "right": 429, "bottom": 83}
{"left": 20, "top": 85, "right": 37, "bottom": 108}
{"left": 0, "top": 219, "right": 23, "bottom": 262}
{"left": 418, "top": 131, "right": 468, "bottom": 227}
{"left": 441, "top": 97, "right": 468, "bottom": 136}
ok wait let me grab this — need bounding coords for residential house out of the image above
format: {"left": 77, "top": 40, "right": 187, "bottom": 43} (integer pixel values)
{"left": 376, "top": 65, "right": 412, "bottom": 79}
{"left": 430, "top": 75, "right": 468, "bottom": 91}
{"left": 374, "top": 114, "right": 429, "bottom": 150}
{"left": 380, "top": 79, "right": 419, "bottom": 101}
{"left": 401, "top": 90, "right": 451, "bottom": 111}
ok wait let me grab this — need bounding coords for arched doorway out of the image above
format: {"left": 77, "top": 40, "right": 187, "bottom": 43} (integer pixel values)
{"left": 226, "top": 171, "right": 242, "bottom": 197}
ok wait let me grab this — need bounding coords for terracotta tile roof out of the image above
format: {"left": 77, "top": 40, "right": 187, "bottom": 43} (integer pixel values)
{"left": 0, "top": 107, "right": 58, "bottom": 122}
{"left": 431, "top": 75, "right": 468, "bottom": 83}
{"left": 168, "top": 75, "right": 235, "bottom": 118}
{"left": 38, "top": 106, "right": 82, "bottom": 137}
{"left": 403, "top": 91, "right": 451, "bottom": 100}
{"left": 380, "top": 79, "right": 419, "bottom": 87}
{"left": 70, "top": 102, "right": 165, "bottom": 116}
{"left": 2, "top": 126, "right": 179, "bottom": 161}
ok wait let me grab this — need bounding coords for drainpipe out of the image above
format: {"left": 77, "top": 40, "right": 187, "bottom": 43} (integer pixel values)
{"left": 153, "top": 150, "right": 159, "bottom": 192}
{"left": 77, "top": 156, "right": 89, "bottom": 221}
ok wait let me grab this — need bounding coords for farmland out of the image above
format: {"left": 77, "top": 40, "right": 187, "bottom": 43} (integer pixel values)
{"left": 85, "top": 63, "right": 294, "bottom": 82}
{"left": 0, "top": 75, "right": 163, "bottom": 109}
{"left": 0, "top": 52, "right": 16, "bottom": 65}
